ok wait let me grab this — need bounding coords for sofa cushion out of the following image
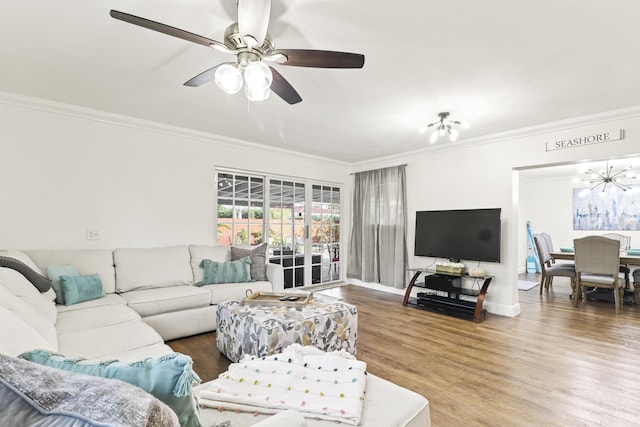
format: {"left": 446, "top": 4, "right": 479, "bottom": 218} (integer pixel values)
{"left": 56, "top": 303, "right": 142, "bottom": 335}
{"left": 26, "top": 250, "right": 117, "bottom": 294}
{"left": 120, "top": 286, "right": 211, "bottom": 317}
{"left": 46, "top": 264, "right": 78, "bottom": 304}
{"left": 0, "top": 268, "right": 57, "bottom": 325}
{"left": 231, "top": 243, "right": 268, "bottom": 281}
{"left": 201, "top": 257, "right": 252, "bottom": 285}
{"left": 0, "top": 256, "right": 52, "bottom": 292}
{"left": 114, "top": 246, "right": 193, "bottom": 293}
{"left": 20, "top": 350, "right": 202, "bottom": 427}
{"left": 252, "top": 410, "right": 307, "bottom": 427}
{"left": 0, "top": 306, "right": 56, "bottom": 357}
{"left": 0, "top": 354, "right": 180, "bottom": 427}
{"left": 57, "top": 317, "right": 165, "bottom": 361}
{"left": 56, "top": 293, "right": 127, "bottom": 313}
{"left": 189, "top": 245, "right": 231, "bottom": 284}
{"left": 201, "top": 280, "right": 273, "bottom": 305}
{"left": 60, "top": 274, "right": 105, "bottom": 305}
{"left": 0, "top": 284, "right": 57, "bottom": 350}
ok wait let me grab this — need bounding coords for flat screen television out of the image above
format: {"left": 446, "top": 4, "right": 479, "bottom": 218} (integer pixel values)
{"left": 414, "top": 208, "right": 502, "bottom": 263}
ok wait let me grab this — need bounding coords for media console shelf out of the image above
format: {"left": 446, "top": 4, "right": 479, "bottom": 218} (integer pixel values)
{"left": 402, "top": 268, "right": 493, "bottom": 322}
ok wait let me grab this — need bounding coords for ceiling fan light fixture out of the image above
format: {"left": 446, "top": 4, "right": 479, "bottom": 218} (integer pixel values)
{"left": 244, "top": 61, "right": 273, "bottom": 91}
{"left": 245, "top": 84, "right": 271, "bottom": 102}
{"left": 215, "top": 64, "right": 243, "bottom": 94}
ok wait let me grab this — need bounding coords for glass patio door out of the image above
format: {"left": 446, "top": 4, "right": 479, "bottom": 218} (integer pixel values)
{"left": 216, "top": 170, "right": 341, "bottom": 289}
{"left": 268, "top": 181, "right": 341, "bottom": 289}
{"left": 311, "top": 185, "right": 341, "bottom": 285}
{"left": 268, "top": 179, "right": 308, "bottom": 289}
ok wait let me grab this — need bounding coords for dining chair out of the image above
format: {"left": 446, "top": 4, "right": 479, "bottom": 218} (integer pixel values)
{"left": 533, "top": 234, "right": 576, "bottom": 296}
{"left": 602, "top": 232, "right": 631, "bottom": 289}
{"left": 540, "top": 232, "right": 573, "bottom": 266}
{"left": 573, "top": 236, "right": 623, "bottom": 313}
{"left": 633, "top": 268, "right": 640, "bottom": 305}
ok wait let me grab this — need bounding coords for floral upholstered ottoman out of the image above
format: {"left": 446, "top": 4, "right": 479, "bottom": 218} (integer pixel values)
{"left": 216, "top": 294, "right": 357, "bottom": 362}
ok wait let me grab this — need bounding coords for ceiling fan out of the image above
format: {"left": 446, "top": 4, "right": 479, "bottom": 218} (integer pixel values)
{"left": 110, "top": 0, "right": 365, "bottom": 104}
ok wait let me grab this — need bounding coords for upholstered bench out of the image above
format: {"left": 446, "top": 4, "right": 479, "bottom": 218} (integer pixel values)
{"left": 196, "top": 345, "right": 431, "bottom": 427}
{"left": 216, "top": 294, "right": 358, "bottom": 362}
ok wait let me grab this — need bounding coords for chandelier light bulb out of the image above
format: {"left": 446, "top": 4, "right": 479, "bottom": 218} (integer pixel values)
{"left": 423, "top": 112, "right": 469, "bottom": 144}
{"left": 429, "top": 130, "right": 439, "bottom": 143}
{"left": 214, "top": 64, "right": 243, "bottom": 94}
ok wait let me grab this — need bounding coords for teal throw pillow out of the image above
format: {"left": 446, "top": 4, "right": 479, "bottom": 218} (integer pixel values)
{"left": 19, "top": 350, "right": 202, "bottom": 427}
{"left": 45, "top": 265, "right": 79, "bottom": 304}
{"left": 200, "top": 257, "right": 252, "bottom": 285}
{"left": 59, "top": 274, "right": 105, "bottom": 306}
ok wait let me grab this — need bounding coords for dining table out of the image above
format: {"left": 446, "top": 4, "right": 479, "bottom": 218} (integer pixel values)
{"left": 549, "top": 251, "right": 640, "bottom": 266}
{"left": 550, "top": 250, "right": 640, "bottom": 301}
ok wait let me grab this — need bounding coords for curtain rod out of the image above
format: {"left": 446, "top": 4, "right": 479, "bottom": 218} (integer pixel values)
{"left": 350, "top": 163, "right": 408, "bottom": 175}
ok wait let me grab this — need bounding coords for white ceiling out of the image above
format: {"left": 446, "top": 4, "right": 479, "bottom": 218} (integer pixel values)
{"left": 3, "top": 0, "right": 640, "bottom": 163}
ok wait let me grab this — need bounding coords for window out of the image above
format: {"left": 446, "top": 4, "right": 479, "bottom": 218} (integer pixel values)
{"left": 216, "top": 173, "right": 264, "bottom": 245}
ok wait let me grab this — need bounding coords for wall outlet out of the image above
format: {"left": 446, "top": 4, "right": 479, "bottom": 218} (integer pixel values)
{"left": 86, "top": 229, "right": 101, "bottom": 240}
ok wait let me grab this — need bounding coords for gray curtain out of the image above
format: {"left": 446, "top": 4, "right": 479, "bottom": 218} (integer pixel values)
{"left": 347, "top": 165, "right": 407, "bottom": 288}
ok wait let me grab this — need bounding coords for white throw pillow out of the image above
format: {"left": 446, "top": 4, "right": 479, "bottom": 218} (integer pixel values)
{"left": 0, "top": 305, "right": 56, "bottom": 357}
{"left": 0, "top": 269, "right": 57, "bottom": 325}
{"left": 0, "top": 284, "right": 57, "bottom": 349}
{"left": 0, "top": 250, "right": 43, "bottom": 274}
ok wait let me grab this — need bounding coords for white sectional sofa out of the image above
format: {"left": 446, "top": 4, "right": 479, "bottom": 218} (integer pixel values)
{"left": 0, "top": 245, "right": 430, "bottom": 427}
{"left": 0, "top": 245, "right": 282, "bottom": 361}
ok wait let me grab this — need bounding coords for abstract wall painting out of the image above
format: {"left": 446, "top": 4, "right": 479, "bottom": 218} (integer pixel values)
{"left": 573, "top": 184, "right": 640, "bottom": 230}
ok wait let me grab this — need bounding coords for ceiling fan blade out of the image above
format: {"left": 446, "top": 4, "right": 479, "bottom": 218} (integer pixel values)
{"left": 270, "top": 49, "right": 365, "bottom": 68}
{"left": 184, "top": 63, "right": 232, "bottom": 87}
{"left": 109, "top": 10, "right": 233, "bottom": 53}
{"left": 269, "top": 67, "right": 302, "bottom": 104}
{"left": 238, "top": 0, "right": 271, "bottom": 47}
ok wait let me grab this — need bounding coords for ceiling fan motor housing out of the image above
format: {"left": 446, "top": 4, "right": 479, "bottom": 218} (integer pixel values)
{"left": 224, "top": 23, "right": 274, "bottom": 57}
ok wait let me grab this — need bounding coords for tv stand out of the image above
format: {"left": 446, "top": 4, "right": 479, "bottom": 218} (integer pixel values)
{"left": 402, "top": 268, "right": 493, "bottom": 322}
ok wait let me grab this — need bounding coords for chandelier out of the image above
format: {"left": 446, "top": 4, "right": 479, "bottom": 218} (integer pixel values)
{"left": 574, "top": 161, "right": 637, "bottom": 194}
{"left": 422, "top": 112, "right": 469, "bottom": 143}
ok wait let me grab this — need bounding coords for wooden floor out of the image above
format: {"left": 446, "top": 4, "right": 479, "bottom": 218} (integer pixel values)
{"left": 168, "top": 278, "right": 640, "bottom": 427}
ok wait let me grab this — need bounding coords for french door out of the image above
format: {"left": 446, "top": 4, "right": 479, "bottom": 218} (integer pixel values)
{"left": 216, "top": 171, "right": 341, "bottom": 289}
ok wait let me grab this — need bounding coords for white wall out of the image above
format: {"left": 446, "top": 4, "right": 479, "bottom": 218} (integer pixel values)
{"left": 353, "top": 108, "right": 640, "bottom": 317}
{"left": 4, "top": 93, "right": 640, "bottom": 318}
{"left": 0, "top": 95, "right": 350, "bottom": 250}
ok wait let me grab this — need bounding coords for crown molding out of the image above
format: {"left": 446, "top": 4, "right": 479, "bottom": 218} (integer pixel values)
{"left": 0, "top": 91, "right": 349, "bottom": 167}
{"left": 350, "top": 106, "right": 640, "bottom": 173}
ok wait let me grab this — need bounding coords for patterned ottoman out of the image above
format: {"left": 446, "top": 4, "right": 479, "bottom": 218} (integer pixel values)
{"left": 216, "top": 294, "right": 358, "bottom": 362}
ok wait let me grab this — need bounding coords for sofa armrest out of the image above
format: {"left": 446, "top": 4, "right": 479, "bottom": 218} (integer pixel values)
{"left": 265, "top": 263, "right": 284, "bottom": 292}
